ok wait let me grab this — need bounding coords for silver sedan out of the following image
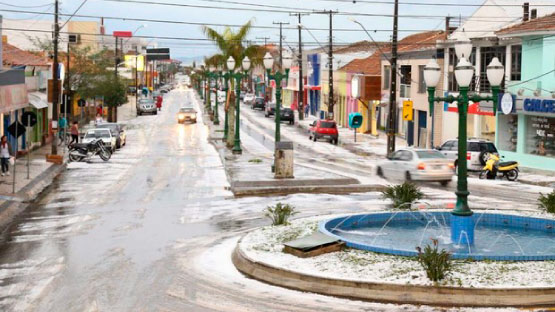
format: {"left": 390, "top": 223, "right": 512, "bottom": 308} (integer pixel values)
{"left": 376, "top": 149, "right": 455, "bottom": 186}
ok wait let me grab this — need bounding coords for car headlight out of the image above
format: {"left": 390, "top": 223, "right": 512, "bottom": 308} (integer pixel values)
{"left": 178, "top": 113, "right": 185, "bottom": 119}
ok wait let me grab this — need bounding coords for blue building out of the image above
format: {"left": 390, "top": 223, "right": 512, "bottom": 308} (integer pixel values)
{"left": 306, "top": 53, "right": 321, "bottom": 117}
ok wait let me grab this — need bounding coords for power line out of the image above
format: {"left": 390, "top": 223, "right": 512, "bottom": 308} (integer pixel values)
{"left": 98, "top": 0, "right": 524, "bottom": 19}
{"left": 0, "top": 1, "right": 53, "bottom": 8}
{"left": 60, "top": 0, "right": 88, "bottom": 28}
{"left": 296, "top": 0, "right": 555, "bottom": 7}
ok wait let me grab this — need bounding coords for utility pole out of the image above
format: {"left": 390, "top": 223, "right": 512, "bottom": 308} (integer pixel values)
{"left": 273, "top": 22, "right": 290, "bottom": 68}
{"left": 290, "top": 13, "right": 309, "bottom": 121}
{"left": 313, "top": 10, "right": 337, "bottom": 119}
{"left": 51, "top": 0, "right": 59, "bottom": 155}
{"left": 387, "top": 0, "right": 399, "bottom": 156}
{"left": 135, "top": 46, "right": 139, "bottom": 110}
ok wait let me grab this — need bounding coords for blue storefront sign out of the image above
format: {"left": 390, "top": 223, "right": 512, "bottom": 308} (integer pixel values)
{"left": 523, "top": 98, "right": 555, "bottom": 114}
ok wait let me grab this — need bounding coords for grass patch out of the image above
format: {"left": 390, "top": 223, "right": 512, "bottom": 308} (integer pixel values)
{"left": 248, "top": 158, "right": 263, "bottom": 163}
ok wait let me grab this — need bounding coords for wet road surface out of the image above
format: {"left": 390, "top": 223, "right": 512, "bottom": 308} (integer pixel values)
{"left": 0, "top": 87, "right": 529, "bottom": 312}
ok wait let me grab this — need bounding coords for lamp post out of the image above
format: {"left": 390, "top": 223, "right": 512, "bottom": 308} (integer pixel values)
{"left": 424, "top": 37, "right": 504, "bottom": 245}
{"left": 264, "top": 51, "right": 292, "bottom": 143}
{"left": 227, "top": 56, "right": 250, "bottom": 154}
{"left": 220, "top": 66, "right": 231, "bottom": 140}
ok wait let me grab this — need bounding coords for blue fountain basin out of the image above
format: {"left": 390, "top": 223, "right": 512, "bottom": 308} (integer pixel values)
{"left": 320, "top": 212, "right": 555, "bottom": 261}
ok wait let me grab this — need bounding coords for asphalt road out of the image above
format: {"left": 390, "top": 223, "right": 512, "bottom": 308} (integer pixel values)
{"left": 0, "top": 87, "right": 534, "bottom": 312}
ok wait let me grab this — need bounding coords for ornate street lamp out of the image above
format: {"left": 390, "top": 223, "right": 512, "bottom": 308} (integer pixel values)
{"left": 424, "top": 39, "right": 504, "bottom": 245}
{"left": 219, "top": 64, "right": 232, "bottom": 141}
{"left": 264, "top": 51, "right": 292, "bottom": 143}
{"left": 227, "top": 55, "right": 250, "bottom": 154}
{"left": 206, "top": 65, "right": 219, "bottom": 122}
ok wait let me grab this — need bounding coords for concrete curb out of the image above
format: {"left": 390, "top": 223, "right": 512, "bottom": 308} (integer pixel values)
{"left": 0, "top": 162, "right": 67, "bottom": 232}
{"left": 231, "top": 178, "right": 359, "bottom": 188}
{"left": 232, "top": 239, "right": 555, "bottom": 308}
{"left": 232, "top": 184, "right": 386, "bottom": 197}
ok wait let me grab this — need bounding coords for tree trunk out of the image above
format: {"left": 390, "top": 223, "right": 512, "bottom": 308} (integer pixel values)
{"left": 108, "top": 105, "right": 114, "bottom": 122}
{"left": 226, "top": 91, "right": 236, "bottom": 148}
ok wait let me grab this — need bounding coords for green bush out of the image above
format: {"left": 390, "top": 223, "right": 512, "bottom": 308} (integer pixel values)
{"left": 538, "top": 190, "right": 555, "bottom": 213}
{"left": 248, "top": 158, "right": 263, "bottom": 163}
{"left": 265, "top": 202, "right": 297, "bottom": 226}
{"left": 416, "top": 239, "right": 452, "bottom": 282}
{"left": 381, "top": 182, "right": 424, "bottom": 209}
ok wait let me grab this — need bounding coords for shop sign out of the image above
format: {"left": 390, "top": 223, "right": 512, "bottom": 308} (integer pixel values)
{"left": 523, "top": 98, "right": 555, "bottom": 114}
{"left": 500, "top": 93, "right": 515, "bottom": 115}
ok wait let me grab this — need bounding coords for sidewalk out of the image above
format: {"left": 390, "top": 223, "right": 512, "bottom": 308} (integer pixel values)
{"left": 0, "top": 143, "right": 67, "bottom": 230}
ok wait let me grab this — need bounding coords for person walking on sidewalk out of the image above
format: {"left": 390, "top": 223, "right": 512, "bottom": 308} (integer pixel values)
{"left": 70, "top": 121, "right": 79, "bottom": 145}
{"left": 0, "top": 135, "right": 12, "bottom": 177}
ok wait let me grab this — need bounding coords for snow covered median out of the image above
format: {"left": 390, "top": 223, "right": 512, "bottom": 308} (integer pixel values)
{"left": 240, "top": 214, "right": 555, "bottom": 288}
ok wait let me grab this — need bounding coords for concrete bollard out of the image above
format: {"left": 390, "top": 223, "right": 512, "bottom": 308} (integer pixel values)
{"left": 274, "top": 141, "right": 294, "bottom": 179}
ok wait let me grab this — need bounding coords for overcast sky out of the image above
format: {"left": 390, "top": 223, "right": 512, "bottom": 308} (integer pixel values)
{"left": 2, "top": 0, "right": 491, "bottom": 59}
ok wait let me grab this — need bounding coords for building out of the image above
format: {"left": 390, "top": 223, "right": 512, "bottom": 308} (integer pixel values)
{"left": 381, "top": 31, "right": 446, "bottom": 148}
{"left": 340, "top": 49, "right": 387, "bottom": 135}
{"left": 438, "top": 0, "right": 554, "bottom": 146}
{"left": 495, "top": 12, "right": 555, "bottom": 170}
{"left": 2, "top": 41, "right": 51, "bottom": 151}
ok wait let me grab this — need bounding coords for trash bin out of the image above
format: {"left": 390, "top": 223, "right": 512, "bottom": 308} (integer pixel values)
{"left": 274, "top": 141, "right": 294, "bottom": 179}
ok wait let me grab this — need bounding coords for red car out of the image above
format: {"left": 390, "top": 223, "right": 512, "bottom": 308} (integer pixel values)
{"left": 156, "top": 95, "right": 163, "bottom": 110}
{"left": 309, "top": 119, "right": 338, "bottom": 145}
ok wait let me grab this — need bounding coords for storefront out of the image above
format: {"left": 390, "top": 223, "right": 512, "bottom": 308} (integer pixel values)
{"left": 496, "top": 96, "right": 555, "bottom": 171}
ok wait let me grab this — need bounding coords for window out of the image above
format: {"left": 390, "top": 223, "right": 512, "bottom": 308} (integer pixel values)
{"left": 400, "top": 65, "right": 411, "bottom": 85}
{"left": 416, "top": 150, "right": 445, "bottom": 159}
{"left": 383, "top": 66, "right": 390, "bottom": 89}
{"left": 399, "top": 151, "right": 413, "bottom": 161}
{"left": 448, "top": 47, "right": 477, "bottom": 92}
{"left": 525, "top": 116, "right": 555, "bottom": 158}
{"left": 511, "top": 45, "right": 522, "bottom": 81}
{"left": 418, "top": 65, "right": 426, "bottom": 93}
{"left": 440, "top": 140, "right": 456, "bottom": 151}
{"left": 479, "top": 46, "right": 506, "bottom": 92}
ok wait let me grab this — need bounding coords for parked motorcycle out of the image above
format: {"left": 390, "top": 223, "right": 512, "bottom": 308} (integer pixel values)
{"left": 479, "top": 153, "right": 519, "bottom": 181}
{"left": 69, "top": 139, "right": 111, "bottom": 162}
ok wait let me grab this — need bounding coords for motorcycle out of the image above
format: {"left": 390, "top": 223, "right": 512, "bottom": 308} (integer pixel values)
{"left": 479, "top": 153, "right": 519, "bottom": 181}
{"left": 69, "top": 139, "right": 111, "bottom": 162}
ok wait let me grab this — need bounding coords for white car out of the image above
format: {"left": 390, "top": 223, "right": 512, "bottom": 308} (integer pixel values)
{"left": 436, "top": 139, "right": 499, "bottom": 171}
{"left": 82, "top": 128, "right": 117, "bottom": 153}
{"left": 376, "top": 149, "right": 455, "bottom": 186}
{"left": 243, "top": 93, "right": 255, "bottom": 105}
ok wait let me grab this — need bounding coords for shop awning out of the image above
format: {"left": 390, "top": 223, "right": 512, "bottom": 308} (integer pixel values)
{"left": 28, "top": 92, "right": 48, "bottom": 109}
{"left": 304, "top": 85, "right": 321, "bottom": 90}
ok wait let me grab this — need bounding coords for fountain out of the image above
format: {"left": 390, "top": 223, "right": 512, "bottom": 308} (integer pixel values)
{"left": 320, "top": 211, "right": 555, "bottom": 261}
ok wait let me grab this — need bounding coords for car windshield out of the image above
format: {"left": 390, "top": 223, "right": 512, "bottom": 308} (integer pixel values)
{"left": 255, "top": 98, "right": 264, "bottom": 103}
{"left": 96, "top": 124, "right": 118, "bottom": 134}
{"left": 320, "top": 121, "right": 336, "bottom": 128}
{"left": 416, "top": 150, "right": 445, "bottom": 159}
{"left": 85, "top": 130, "right": 111, "bottom": 139}
{"left": 139, "top": 100, "right": 153, "bottom": 105}
{"left": 179, "top": 108, "right": 195, "bottom": 113}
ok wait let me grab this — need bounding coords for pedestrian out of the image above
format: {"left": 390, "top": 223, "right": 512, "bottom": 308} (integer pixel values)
{"left": 95, "top": 113, "right": 104, "bottom": 125}
{"left": 70, "top": 121, "right": 79, "bottom": 145}
{"left": 58, "top": 115, "right": 67, "bottom": 140}
{"left": 0, "top": 135, "right": 11, "bottom": 177}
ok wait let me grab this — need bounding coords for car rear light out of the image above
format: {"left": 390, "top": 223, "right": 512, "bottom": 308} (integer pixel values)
{"left": 417, "top": 163, "right": 426, "bottom": 170}
{"left": 466, "top": 152, "right": 471, "bottom": 160}
{"left": 448, "top": 163, "right": 455, "bottom": 169}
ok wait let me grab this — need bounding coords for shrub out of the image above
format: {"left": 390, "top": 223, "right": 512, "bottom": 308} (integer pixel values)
{"left": 538, "top": 190, "right": 555, "bottom": 213}
{"left": 416, "top": 239, "right": 452, "bottom": 282}
{"left": 381, "top": 182, "right": 424, "bottom": 209}
{"left": 248, "top": 158, "right": 263, "bottom": 163}
{"left": 265, "top": 202, "right": 297, "bottom": 226}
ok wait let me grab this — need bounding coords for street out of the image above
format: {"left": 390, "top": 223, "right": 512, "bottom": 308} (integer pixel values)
{"left": 0, "top": 87, "right": 543, "bottom": 311}
{"left": 0, "top": 88, "right": 413, "bottom": 311}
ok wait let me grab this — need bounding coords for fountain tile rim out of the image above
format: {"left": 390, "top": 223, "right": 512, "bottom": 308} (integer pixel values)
{"left": 319, "top": 211, "right": 555, "bottom": 261}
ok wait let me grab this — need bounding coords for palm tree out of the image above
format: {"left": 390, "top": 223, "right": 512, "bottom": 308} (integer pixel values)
{"left": 202, "top": 21, "right": 265, "bottom": 147}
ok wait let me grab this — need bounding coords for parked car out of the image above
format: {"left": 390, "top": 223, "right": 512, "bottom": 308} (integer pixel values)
{"left": 265, "top": 102, "right": 276, "bottom": 117}
{"left": 251, "top": 97, "right": 266, "bottom": 110}
{"left": 137, "top": 99, "right": 157, "bottom": 116}
{"left": 281, "top": 107, "right": 294, "bottom": 125}
{"left": 309, "top": 119, "right": 338, "bottom": 145}
{"left": 96, "top": 123, "right": 126, "bottom": 148}
{"left": 243, "top": 93, "right": 255, "bottom": 105}
{"left": 82, "top": 128, "right": 117, "bottom": 153}
{"left": 436, "top": 138, "right": 499, "bottom": 171}
{"left": 376, "top": 149, "right": 454, "bottom": 186}
{"left": 177, "top": 107, "right": 197, "bottom": 124}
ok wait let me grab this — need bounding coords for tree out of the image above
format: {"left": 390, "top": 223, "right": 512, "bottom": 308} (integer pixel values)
{"left": 202, "top": 21, "right": 266, "bottom": 148}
